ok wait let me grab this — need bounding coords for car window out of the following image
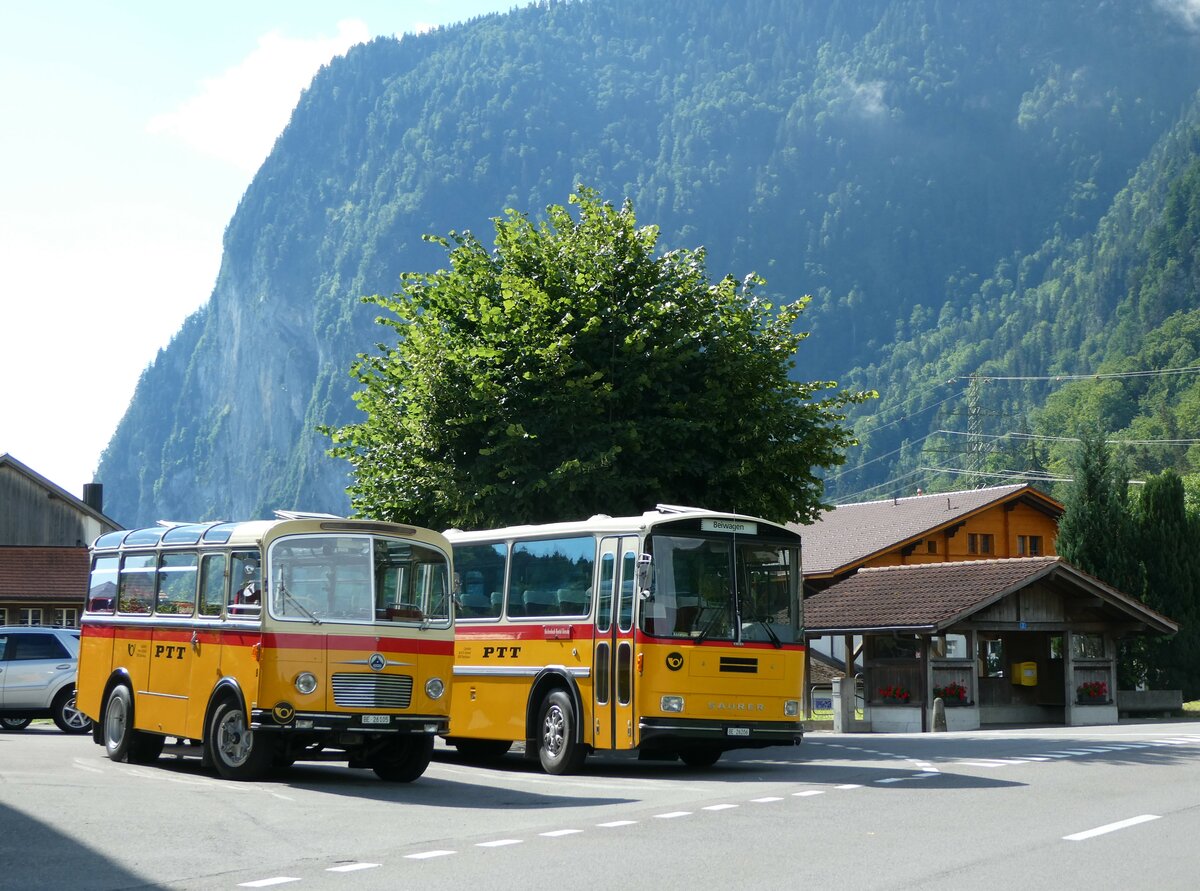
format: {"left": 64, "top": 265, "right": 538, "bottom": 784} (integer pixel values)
{"left": 0, "top": 634, "right": 8, "bottom": 660}
{"left": 11, "top": 633, "right": 71, "bottom": 661}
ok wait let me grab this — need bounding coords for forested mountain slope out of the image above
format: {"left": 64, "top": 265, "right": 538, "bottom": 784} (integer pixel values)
{"left": 97, "top": 0, "right": 1200, "bottom": 527}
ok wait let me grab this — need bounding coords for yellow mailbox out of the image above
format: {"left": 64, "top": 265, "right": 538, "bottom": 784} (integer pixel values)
{"left": 1010, "top": 661, "right": 1037, "bottom": 686}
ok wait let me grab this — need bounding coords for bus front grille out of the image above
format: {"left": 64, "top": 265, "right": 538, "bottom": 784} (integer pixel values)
{"left": 331, "top": 673, "right": 414, "bottom": 709}
{"left": 719, "top": 657, "right": 758, "bottom": 674}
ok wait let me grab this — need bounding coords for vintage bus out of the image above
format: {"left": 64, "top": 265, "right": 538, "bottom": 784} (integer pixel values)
{"left": 77, "top": 514, "right": 453, "bottom": 782}
{"left": 445, "top": 505, "right": 804, "bottom": 774}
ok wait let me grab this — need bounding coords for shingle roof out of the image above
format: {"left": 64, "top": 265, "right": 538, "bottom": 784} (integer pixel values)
{"left": 792, "top": 484, "right": 1061, "bottom": 576}
{"left": 803, "top": 556, "right": 1177, "bottom": 635}
{"left": 0, "top": 547, "right": 89, "bottom": 602}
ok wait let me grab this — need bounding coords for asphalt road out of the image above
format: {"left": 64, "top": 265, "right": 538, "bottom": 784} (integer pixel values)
{"left": 2, "top": 721, "right": 1198, "bottom": 890}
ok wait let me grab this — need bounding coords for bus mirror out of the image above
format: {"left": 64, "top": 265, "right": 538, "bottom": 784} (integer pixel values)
{"left": 637, "top": 554, "right": 654, "bottom": 599}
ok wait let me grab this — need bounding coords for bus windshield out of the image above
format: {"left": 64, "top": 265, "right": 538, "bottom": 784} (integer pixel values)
{"left": 643, "top": 534, "right": 800, "bottom": 643}
{"left": 269, "top": 534, "right": 450, "bottom": 624}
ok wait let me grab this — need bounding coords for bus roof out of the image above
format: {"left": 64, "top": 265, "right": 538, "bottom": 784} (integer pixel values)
{"left": 442, "top": 505, "right": 800, "bottom": 544}
{"left": 91, "top": 516, "right": 448, "bottom": 552}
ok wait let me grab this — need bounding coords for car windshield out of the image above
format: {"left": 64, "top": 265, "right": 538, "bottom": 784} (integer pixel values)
{"left": 640, "top": 534, "right": 800, "bottom": 643}
{"left": 268, "top": 534, "right": 450, "bottom": 624}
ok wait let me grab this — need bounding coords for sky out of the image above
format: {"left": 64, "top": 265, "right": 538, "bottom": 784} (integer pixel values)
{"left": 0, "top": 1, "right": 521, "bottom": 504}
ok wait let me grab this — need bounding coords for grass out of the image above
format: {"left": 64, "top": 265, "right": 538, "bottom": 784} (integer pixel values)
{"left": 1184, "top": 700, "right": 1200, "bottom": 716}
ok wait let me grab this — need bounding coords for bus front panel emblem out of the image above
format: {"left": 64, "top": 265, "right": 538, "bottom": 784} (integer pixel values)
{"left": 368, "top": 653, "right": 387, "bottom": 672}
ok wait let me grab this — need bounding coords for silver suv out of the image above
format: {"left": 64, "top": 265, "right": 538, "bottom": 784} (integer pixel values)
{"left": 0, "top": 626, "right": 92, "bottom": 734}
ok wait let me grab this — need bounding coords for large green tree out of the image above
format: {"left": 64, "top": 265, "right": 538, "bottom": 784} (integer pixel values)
{"left": 327, "top": 187, "right": 873, "bottom": 529}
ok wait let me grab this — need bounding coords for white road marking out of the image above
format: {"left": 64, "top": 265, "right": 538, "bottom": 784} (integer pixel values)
{"left": 597, "top": 820, "right": 638, "bottom": 828}
{"left": 477, "top": 839, "right": 523, "bottom": 848}
{"left": 835, "top": 784, "right": 863, "bottom": 790}
{"left": 540, "top": 829, "right": 583, "bottom": 837}
{"left": 1063, "top": 814, "right": 1160, "bottom": 841}
{"left": 405, "top": 850, "right": 456, "bottom": 860}
{"left": 238, "top": 879, "right": 300, "bottom": 888}
{"left": 751, "top": 796, "right": 784, "bottom": 803}
{"left": 703, "top": 804, "right": 739, "bottom": 811}
{"left": 327, "top": 863, "right": 380, "bottom": 873}
{"left": 655, "top": 811, "right": 692, "bottom": 819}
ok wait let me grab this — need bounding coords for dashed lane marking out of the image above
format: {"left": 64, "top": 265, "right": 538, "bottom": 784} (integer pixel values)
{"left": 326, "top": 863, "right": 380, "bottom": 873}
{"left": 1063, "top": 814, "right": 1161, "bottom": 842}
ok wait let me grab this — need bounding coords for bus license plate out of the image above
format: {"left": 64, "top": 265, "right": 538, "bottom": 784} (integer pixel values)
{"left": 726, "top": 727, "right": 750, "bottom": 736}
{"left": 362, "top": 715, "right": 390, "bottom": 725}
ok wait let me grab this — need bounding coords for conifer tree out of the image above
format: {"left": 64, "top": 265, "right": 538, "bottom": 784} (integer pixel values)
{"left": 1136, "top": 471, "right": 1200, "bottom": 697}
{"left": 1056, "top": 429, "right": 1144, "bottom": 598}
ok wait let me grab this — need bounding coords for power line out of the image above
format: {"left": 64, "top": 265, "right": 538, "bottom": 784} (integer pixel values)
{"left": 935, "top": 429, "right": 1200, "bottom": 446}
{"left": 957, "top": 365, "right": 1200, "bottom": 383}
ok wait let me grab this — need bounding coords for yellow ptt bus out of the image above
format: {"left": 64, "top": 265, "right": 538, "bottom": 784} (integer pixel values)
{"left": 445, "top": 505, "right": 804, "bottom": 773}
{"left": 77, "top": 514, "right": 454, "bottom": 782}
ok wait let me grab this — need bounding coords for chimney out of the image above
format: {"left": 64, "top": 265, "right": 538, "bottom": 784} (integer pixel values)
{"left": 83, "top": 483, "right": 104, "bottom": 514}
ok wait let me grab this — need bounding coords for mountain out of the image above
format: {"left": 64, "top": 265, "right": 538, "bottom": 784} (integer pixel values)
{"left": 97, "top": 0, "right": 1200, "bottom": 527}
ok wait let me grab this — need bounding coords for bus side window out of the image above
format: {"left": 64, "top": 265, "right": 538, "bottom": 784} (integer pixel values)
{"left": 228, "top": 550, "right": 262, "bottom": 617}
{"left": 198, "top": 553, "right": 226, "bottom": 617}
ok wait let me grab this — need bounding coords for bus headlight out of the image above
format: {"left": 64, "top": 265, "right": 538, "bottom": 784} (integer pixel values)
{"left": 784, "top": 699, "right": 800, "bottom": 717}
{"left": 294, "top": 672, "right": 318, "bottom": 695}
{"left": 661, "top": 695, "right": 685, "bottom": 713}
{"left": 425, "top": 677, "right": 446, "bottom": 700}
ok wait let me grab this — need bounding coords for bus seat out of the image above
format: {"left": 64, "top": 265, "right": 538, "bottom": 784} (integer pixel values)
{"left": 460, "top": 590, "right": 491, "bottom": 618}
{"left": 557, "top": 587, "right": 589, "bottom": 615}
{"left": 522, "top": 589, "right": 557, "bottom": 616}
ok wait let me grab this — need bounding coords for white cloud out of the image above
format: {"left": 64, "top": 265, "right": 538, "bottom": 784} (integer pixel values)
{"left": 1157, "top": 0, "right": 1200, "bottom": 31}
{"left": 147, "top": 19, "right": 371, "bottom": 172}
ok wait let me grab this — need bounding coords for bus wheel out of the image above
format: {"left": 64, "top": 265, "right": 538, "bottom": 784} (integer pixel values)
{"left": 208, "top": 698, "right": 274, "bottom": 781}
{"left": 371, "top": 734, "right": 434, "bottom": 782}
{"left": 451, "top": 738, "right": 512, "bottom": 763}
{"left": 679, "top": 747, "right": 722, "bottom": 768}
{"left": 104, "top": 685, "right": 163, "bottom": 764}
{"left": 537, "top": 690, "right": 586, "bottom": 775}
{"left": 52, "top": 688, "right": 93, "bottom": 734}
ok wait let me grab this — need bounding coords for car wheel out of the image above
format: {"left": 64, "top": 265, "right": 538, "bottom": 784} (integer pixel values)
{"left": 0, "top": 716, "right": 32, "bottom": 732}
{"left": 537, "top": 689, "right": 586, "bottom": 775}
{"left": 52, "top": 688, "right": 93, "bottom": 734}
{"left": 207, "top": 698, "right": 274, "bottom": 780}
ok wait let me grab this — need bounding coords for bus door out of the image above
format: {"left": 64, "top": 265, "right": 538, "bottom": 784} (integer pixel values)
{"left": 146, "top": 551, "right": 200, "bottom": 734}
{"left": 592, "top": 536, "right": 638, "bottom": 751}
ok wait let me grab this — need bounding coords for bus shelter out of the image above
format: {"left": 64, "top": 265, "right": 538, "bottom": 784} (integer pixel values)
{"left": 804, "top": 557, "right": 1178, "bottom": 732}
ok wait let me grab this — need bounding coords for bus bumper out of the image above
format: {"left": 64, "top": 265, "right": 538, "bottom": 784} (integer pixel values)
{"left": 250, "top": 708, "right": 449, "bottom": 735}
{"left": 638, "top": 717, "right": 804, "bottom": 751}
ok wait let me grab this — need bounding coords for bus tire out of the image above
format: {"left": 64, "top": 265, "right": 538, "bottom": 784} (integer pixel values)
{"left": 104, "top": 685, "right": 163, "bottom": 764}
{"left": 679, "top": 747, "right": 722, "bottom": 768}
{"left": 208, "top": 698, "right": 274, "bottom": 781}
{"left": 371, "top": 734, "right": 434, "bottom": 782}
{"left": 52, "top": 687, "right": 93, "bottom": 735}
{"left": 537, "top": 690, "right": 586, "bottom": 775}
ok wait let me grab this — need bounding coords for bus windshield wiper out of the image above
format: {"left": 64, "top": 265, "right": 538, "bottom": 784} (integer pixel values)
{"left": 694, "top": 606, "right": 727, "bottom": 643}
{"left": 752, "top": 618, "right": 783, "bottom": 649}
{"left": 278, "top": 580, "right": 322, "bottom": 625}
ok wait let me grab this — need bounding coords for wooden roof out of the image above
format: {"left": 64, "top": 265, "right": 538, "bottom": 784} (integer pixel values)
{"left": 804, "top": 556, "right": 1178, "bottom": 636}
{"left": 0, "top": 546, "right": 89, "bottom": 603}
{"left": 792, "top": 484, "right": 1063, "bottom": 577}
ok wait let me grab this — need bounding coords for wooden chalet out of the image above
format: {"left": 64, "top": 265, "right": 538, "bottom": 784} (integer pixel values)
{"left": 795, "top": 484, "right": 1180, "bottom": 730}
{"left": 0, "top": 454, "right": 120, "bottom": 627}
